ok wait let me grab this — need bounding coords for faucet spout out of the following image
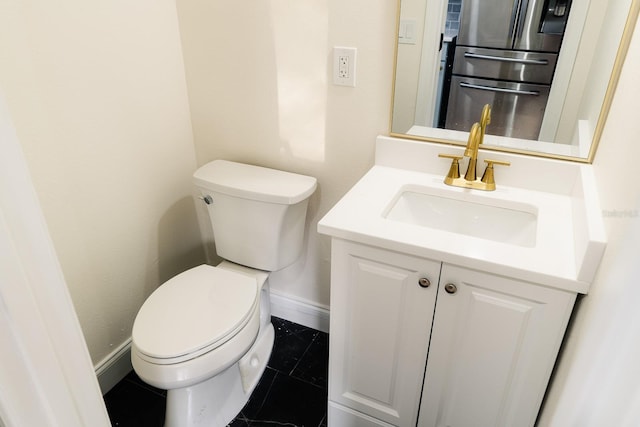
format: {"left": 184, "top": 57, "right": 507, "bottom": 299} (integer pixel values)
{"left": 464, "top": 122, "right": 482, "bottom": 181}
{"left": 479, "top": 104, "right": 491, "bottom": 142}
{"left": 463, "top": 105, "right": 491, "bottom": 181}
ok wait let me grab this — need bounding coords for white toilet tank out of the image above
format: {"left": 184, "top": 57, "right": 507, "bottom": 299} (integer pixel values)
{"left": 193, "top": 160, "right": 317, "bottom": 271}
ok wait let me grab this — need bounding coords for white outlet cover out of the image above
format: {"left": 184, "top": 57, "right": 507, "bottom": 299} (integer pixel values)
{"left": 333, "top": 46, "right": 357, "bottom": 87}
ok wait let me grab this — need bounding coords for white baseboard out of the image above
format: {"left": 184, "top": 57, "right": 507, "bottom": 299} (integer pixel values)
{"left": 269, "top": 291, "right": 330, "bottom": 333}
{"left": 93, "top": 292, "right": 330, "bottom": 395}
{"left": 95, "top": 338, "right": 132, "bottom": 395}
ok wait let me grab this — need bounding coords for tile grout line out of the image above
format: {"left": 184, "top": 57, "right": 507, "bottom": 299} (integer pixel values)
{"left": 288, "top": 330, "right": 329, "bottom": 390}
{"left": 253, "top": 367, "right": 279, "bottom": 415}
{"left": 288, "top": 331, "right": 320, "bottom": 377}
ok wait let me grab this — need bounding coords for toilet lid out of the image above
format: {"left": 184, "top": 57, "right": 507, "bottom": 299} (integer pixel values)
{"left": 132, "top": 264, "right": 258, "bottom": 362}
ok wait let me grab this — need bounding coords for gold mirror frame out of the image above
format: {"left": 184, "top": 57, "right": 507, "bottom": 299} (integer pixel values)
{"left": 389, "top": 0, "right": 640, "bottom": 163}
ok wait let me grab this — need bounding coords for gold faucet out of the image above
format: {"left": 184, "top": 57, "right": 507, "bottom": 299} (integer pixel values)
{"left": 479, "top": 103, "right": 491, "bottom": 142}
{"left": 463, "top": 122, "right": 482, "bottom": 181}
{"left": 438, "top": 104, "right": 510, "bottom": 191}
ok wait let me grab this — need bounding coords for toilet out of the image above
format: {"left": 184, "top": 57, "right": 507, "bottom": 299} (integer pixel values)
{"left": 131, "top": 160, "right": 317, "bottom": 427}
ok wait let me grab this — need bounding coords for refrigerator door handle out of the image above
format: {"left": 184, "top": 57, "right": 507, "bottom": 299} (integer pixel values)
{"left": 515, "top": 0, "right": 531, "bottom": 41}
{"left": 508, "top": 0, "right": 524, "bottom": 41}
{"left": 463, "top": 52, "right": 549, "bottom": 66}
{"left": 459, "top": 82, "right": 540, "bottom": 96}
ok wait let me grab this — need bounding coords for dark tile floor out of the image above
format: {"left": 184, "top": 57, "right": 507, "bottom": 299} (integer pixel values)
{"left": 104, "top": 317, "right": 329, "bottom": 427}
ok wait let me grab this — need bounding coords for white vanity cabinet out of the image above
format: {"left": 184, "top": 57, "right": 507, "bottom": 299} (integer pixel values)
{"left": 320, "top": 139, "right": 605, "bottom": 426}
{"left": 328, "top": 239, "right": 577, "bottom": 427}
{"left": 328, "top": 239, "right": 441, "bottom": 426}
{"left": 418, "top": 264, "right": 576, "bottom": 427}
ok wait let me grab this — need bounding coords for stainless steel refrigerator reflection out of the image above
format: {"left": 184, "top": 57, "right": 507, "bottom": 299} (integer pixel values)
{"left": 444, "top": 0, "right": 572, "bottom": 140}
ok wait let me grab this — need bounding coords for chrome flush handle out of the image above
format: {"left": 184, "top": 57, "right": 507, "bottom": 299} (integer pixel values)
{"left": 199, "top": 195, "right": 213, "bottom": 205}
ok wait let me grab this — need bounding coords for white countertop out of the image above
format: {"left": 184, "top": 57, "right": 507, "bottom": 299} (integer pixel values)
{"left": 318, "top": 137, "right": 606, "bottom": 294}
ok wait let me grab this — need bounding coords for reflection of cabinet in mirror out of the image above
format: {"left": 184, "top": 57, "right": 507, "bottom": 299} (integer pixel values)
{"left": 327, "top": 240, "right": 576, "bottom": 427}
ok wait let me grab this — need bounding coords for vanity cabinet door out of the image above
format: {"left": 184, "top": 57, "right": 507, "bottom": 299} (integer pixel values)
{"left": 418, "top": 264, "right": 576, "bottom": 427}
{"left": 328, "top": 239, "right": 441, "bottom": 427}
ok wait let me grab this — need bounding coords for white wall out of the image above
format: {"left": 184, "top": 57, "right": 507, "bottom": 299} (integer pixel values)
{"left": 176, "top": 0, "right": 397, "bottom": 309}
{"left": 538, "top": 11, "right": 640, "bottom": 425}
{"left": 392, "top": 0, "right": 427, "bottom": 133}
{"left": 0, "top": 0, "right": 395, "bottom": 371}
{"left": 0, "top": 0, "right": 204, "bottom": 365}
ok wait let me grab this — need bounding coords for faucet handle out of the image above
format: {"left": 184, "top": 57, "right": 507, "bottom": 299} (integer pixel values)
{"left": 438, "top": 153, "right": 463, "bottom": 161}
{"left": 481, "top": 159, "right": 511, "bottom": 190}
{"left": 438, "top": 153, "right": 463, "bottom": 182}
{"left": 483, "top": 159, "right": 511, "bottom": 168}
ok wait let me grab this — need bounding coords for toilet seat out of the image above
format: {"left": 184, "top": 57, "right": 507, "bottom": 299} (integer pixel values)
{"left": 132, "top": 264, "right": 259, "bottom": 365}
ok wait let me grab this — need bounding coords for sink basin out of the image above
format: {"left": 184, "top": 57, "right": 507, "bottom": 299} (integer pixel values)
{"left": 384, "top": 186, "right": 538, "bottom": 247}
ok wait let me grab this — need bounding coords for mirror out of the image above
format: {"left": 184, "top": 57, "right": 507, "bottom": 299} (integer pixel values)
{"left": 391, "top": 0, "right": 639, "bottom": 162}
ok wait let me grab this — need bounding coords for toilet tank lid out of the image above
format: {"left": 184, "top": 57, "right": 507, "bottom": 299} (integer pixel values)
{"left": 193, "top": 160, "right": 317, "bottom": 205}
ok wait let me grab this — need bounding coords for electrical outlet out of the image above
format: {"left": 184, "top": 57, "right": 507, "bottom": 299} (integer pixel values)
{"left": 333, "top": 47, "right": 356, "bottom": 87}
{"left": 338, "top": 55, "right": 349, "bottom": 78}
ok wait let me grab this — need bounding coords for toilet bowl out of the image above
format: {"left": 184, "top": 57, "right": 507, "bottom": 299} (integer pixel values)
{"left": 132, "top": 262, "right": 273, "bottom": 426}
{"left": 131, "top": 160, "right": 316, "bottom": 426}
